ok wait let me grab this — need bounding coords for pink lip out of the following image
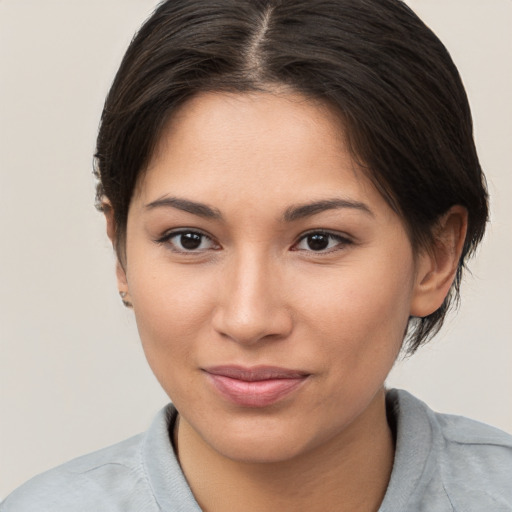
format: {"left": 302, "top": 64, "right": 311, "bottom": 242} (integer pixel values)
{"left": 203, "top": 366, "right": 309, "bottom": 407}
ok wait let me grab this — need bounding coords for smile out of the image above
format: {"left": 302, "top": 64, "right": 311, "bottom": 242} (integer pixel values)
{"left": 203, "top": 366, "right": 310, "bottom": 407}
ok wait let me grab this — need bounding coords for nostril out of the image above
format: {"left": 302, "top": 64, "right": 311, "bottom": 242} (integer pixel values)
{"left": 211, "top": 303, "right": 293, "bottom": 346}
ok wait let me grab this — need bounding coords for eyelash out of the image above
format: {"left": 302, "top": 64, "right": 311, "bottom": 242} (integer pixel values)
{"left": 156, "top": 229, "right": 219, "bottom": 253}
{"left": 155, "top": 229, "right": 353, "bottom": 254}
{"left": 292, "top": 230, "right": 353, "bottom": 254}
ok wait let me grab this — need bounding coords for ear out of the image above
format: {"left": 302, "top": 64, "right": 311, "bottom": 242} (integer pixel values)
{"left": 410, "top": 205, "right": 468, "bottom": 318}
{"left": 103, "top": 200, "right": 131, "bottom": 306}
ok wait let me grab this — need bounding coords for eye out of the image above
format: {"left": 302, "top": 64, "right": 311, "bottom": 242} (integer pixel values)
{"left": 157, "top": 230, "right": 219, "bottom": 253}
{"left": 293, "top": 231, "right": 352, "bottom": 253}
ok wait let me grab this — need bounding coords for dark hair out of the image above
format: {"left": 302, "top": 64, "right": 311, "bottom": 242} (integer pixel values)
{"left": 94, "top": 0, "right": 488, "bottom": 354}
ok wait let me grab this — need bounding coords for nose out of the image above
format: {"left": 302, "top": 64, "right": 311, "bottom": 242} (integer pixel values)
{"left": 212, "top": 252, "right": 293, "bottom": 346}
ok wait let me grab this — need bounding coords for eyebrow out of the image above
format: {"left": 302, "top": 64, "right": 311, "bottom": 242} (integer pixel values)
{"left": 145, "top": 195, "right": 373, "bottom": 222}
{"left": 145, "top": 196, "right": 223, "bottom": 220}
{"left": 283, "top": 198, "right": 374, "bottom": 222}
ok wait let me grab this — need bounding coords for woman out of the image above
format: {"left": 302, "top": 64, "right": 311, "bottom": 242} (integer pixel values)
{"left": 2, "top": 0, "right": 511, "bottom": 510}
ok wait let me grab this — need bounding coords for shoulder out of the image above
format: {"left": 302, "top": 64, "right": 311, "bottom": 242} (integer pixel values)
{"left": 388, "top": 389, "right": 512, "bottom": 511}
{"left": 419, "top": 393, "right": 512, "bottom": 476}
{"left": 0, "top": 404, "right": 188, "bottom": 512}
{"left": 434, "top": 410, "right": 512, "bottom": 510}
{"left": 0, "top": 403, "right": 187, "bottom": 512}
{"left": 0, "top": 433, "right": 159, "bottom": 512}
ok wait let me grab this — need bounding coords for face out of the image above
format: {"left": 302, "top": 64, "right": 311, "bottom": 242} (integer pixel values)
{"left": 121, "top": 91, "right": 425, "bottom": 463}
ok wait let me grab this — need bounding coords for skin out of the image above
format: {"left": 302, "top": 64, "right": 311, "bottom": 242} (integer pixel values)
{"left": 107, "top": 91, "right": 467, "bottom": 512}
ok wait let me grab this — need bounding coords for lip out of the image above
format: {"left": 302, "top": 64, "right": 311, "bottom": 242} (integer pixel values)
{"left": 203, "top": 365, "right": 310, "bottom": 407}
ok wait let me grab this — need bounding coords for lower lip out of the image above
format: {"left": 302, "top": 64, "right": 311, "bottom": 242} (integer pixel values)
{"left": 206, "top": 373, "right": 308, "bottom": 407}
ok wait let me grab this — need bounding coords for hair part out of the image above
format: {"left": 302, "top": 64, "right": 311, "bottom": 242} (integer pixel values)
{"left": 94, "top": 0, "right": 488, "bottom": 354}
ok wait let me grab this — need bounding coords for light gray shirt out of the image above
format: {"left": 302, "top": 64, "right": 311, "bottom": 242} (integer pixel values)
{"left": 2, "top": 389, "right": 511, "bottom": 511}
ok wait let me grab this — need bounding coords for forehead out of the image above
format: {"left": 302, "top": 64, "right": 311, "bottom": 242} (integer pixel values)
{"left": 135, "top": 91, "right": 392, "bottom": 222}
{"left": 153, "top": 91, "right": 345, "bottom": 163}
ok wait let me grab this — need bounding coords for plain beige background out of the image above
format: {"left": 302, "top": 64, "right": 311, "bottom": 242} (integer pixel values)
{"left": 1, "top": 0, "right": 511, "bottom": 499}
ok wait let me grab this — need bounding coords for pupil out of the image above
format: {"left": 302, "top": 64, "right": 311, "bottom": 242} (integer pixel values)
{"left": 181, "top": 233, "right": 202, "bottom": 250}
{"left": 307, "top": 234, "right": 329, "bottom": 251}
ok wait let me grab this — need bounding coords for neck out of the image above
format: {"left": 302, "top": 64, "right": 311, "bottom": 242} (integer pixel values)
{"left": 175, "top": 388, "right": 394, "bottom": 512}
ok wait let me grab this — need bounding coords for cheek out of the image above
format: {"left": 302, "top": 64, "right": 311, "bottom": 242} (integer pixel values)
{"left": 298, "top": 267, "right": 413, "bottom": 420}
{"left": 127, "top": 260, "right": 216, "bottom": 375}
{"left": 297, "top": 258, "right": 415, "bottom": 367}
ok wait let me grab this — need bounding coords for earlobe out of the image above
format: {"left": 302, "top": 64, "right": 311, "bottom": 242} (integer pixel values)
{"left": 103, "top": 199, "right": 132, "bottom": 307}
{"left": 116, "top": 261, "right": 133, "bottom": 308}
{"left": 410, "top": 205, "right": 468, "bottom": 318}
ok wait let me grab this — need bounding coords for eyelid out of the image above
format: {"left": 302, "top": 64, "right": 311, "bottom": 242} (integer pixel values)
{"left": 292, "top": 229, "right": 354, "bottom": 252}
{"left": 155, "top": 228, "right": 220, "bottom": 252}
{"left": 156, "top": 227, "right": 207, "bottom": 242}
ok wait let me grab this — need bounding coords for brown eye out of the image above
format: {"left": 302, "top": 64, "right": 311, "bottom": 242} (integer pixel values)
{"left": 294, "top": 231, "right": 352, "bottom": 253}
{"left": 179, "top": 232, "right": 203, "bottom": 250}
{"left": 306, "top": 234, "right": 330, "bottom": 251}
{"left": 158, "top": 230, "right": 218, "bottom": 253}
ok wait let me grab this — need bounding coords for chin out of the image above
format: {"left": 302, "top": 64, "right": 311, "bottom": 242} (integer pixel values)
{"left": 212, "top": 432, "right": 311, "bottom": 464}
{"left": 194, "top": 411, "right": 331, "bottom": 465}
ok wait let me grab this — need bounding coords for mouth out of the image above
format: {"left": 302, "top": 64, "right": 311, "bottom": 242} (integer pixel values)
{"left": 203, "top": 365, "right": 310, "bottom": 407}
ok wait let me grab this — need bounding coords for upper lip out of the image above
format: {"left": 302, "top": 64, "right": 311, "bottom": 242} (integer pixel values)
{"left": 203, "top": 365, "right": 309, "bottom": 381}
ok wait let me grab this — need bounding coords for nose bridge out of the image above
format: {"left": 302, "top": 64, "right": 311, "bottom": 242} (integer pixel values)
{"left": 213, "top": 247, "right": 292, "bottom": 344}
